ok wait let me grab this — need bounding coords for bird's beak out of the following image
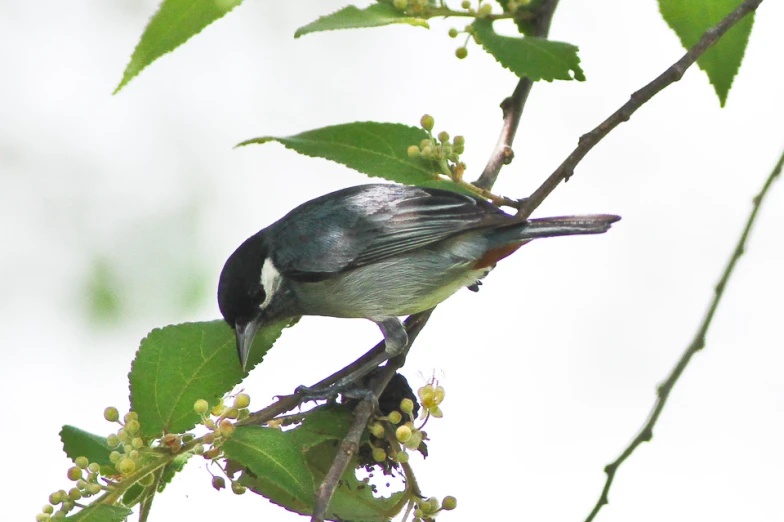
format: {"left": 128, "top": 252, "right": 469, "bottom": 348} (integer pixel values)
{"left": 235, "top": 318, "right": 262, "bottom": 371}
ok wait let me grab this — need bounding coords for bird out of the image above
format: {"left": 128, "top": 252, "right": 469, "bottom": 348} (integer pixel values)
{"left": 218, "top": 183, "right": 619, "bottom": 391}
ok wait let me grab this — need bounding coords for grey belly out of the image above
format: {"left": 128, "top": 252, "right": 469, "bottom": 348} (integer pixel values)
{"left": 290, "top": 241, "right": 491, "bottom": 319}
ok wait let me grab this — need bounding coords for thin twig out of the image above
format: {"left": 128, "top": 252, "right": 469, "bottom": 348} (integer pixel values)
{"left": 584, "top": 148, "right": 783, "bottom": 522}
{"left": 311, "top": 310, "right": 433, "bottom": 522}
{"left": 474, "top": 0, "right": 560, "bottom": 190}
{"left": 518, "top": 0, "right": 764, "bottom": 220}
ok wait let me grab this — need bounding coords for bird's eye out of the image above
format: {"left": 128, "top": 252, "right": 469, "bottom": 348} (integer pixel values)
{"left": 249, "top": 285, "right": 265, "bottom": 304}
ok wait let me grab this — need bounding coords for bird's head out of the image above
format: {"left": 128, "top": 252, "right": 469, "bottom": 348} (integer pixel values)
{"left": 217, "top": 232, "right": 275, "bottom": 371}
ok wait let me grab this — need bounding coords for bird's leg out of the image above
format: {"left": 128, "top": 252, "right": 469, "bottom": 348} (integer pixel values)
{"left": 295, "top": 318, "right": 409, "bottom": 401}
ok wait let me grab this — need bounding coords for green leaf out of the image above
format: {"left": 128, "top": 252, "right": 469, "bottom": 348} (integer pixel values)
{"left": 295, "top": 4, "right": 429, "bottom": 38}
{"left": 115, "top": 0, "right": 245, "bottom": 94}
{"left": 290, "top": 404, "right": 358, "bottom": 449}
{"left": 122, "top": 483, "right": 146, "bottom": 507}
{"left": 158, "top": 453, "right": 191, "bottom": 492}
{"left": 305, "top": 441, "right": 407, "bottom": 521}
{"left": 224, "top": 426, "right": 315, "bottom": 510}
{"left": 129, "top": 320, "right": 287, "bottom": 438}
{"left": 60, "top": 426, "right": 115, "bottom": 475}
{"left": 472, "top": 19, "right": 584, "bottom": 81}
{"left": 65, "top": 504, "right": 132, "bottom": 522}
{"left": 238, "top": 121, "right": 454, "bottom": 188}
{"left": 658, "top": 0, "right": 753, "bottom": 106}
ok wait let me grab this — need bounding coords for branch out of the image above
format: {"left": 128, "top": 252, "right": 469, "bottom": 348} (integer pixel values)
{"left": 584, "top": 147, "right": 783, "bottom": 522}
{"left": 518, "top": 0, "right": 764, "bottom": 220}
{"left": 474, "top": 0, "right": 560, "bottom": 190}
{"left": 311, "top": 310, "right": 434, "bottom": 522}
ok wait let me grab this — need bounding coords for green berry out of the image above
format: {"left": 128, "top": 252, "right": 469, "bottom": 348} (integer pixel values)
{"left": 421, "top": 146, "right": 433, "bottom": 158}
{"left": 407, "top": 145, "right": 420, "bottom": 158}
{"left": 211, "top": 400, "right": 226, "bottom": 417}
{"left": 66, "top": 467, "right": 82, "bottom": 481}
{"left": 414, "top": 508, "right": 424, "bottom": 518}
{"left": 461, "top": 0, "right": 471, "bottom": 9}
{"left": 192, "top": 445, "right": 205, "bottom": 455}
{"left": 448, "top": 28, "right": 458, "bottom": 38}
{"left": 52, "top": 511, "right": 66, "bottom": 521}
{"left": 117, "top": 458, "right": 136, "bottom": 475}
{"left": 395, "top": 425, "right": 412, "bottom": 443}
{"left": 234, "top": 393, "right": 251, "bottom": 409}
{"left": 103, "top": 407, "right": 120, "bottom": 422}
{"left": 123, "top": 444, "right": 133, "bottom": 454}
{"left": 36, "top": 514, "right": 50, "bottom": 522}
{"left": 437, "top": 131, "right": 450, "bottom": 143}
{"left": 125, "top": 419, "right": 140, "bottom": 434}
{"left": 453, "top": 135, "right": 465, "bottom": 146}
{"left": 106, "top": 434, "right": 120, "bottom": 447}
{"left": 68, "top": 488, "right": 81, "bottom": 501}
{"left": 131, "top": 437, "right": 144, "bottom": 449}
{"left": 87, "top": 462, "right": 101, "bottom": 474}
{"left": 400, "top": 398, "right": 415, "bottom": 415}
{"left": 128, "top": 450, "right": 140, "bottom": 460}
{"left": 48, "top": 492, "right": 61, "bottom": 505}
{"left": 123, "top": 411, "right": 138, "bottom": 423}
{"left": 76, "top": 479, "right": 87, "bottom": 490}
{"left": 224, "top": 408, "right": 239, "bottom": 420}
{"left": 387, "top": 411, "right": 403, "bottom": 424}
{"left": 369, "top": 422, "right": 386, "bottom": 439}
{"left": 87, "top": 472, "right": 99, "bottom": 482}
{"left": 194, "top": 399, "right": 209, "bottom": 415}
{"left": 371, "top": 447, "right": 387, "bottom": 462}
{"left": 420, "top": 114, "right": 434, "bottom": 132}
{"left": 212, "top": 476, "right": 226, "bottom": 490}
{"left": 478, "top": 3, "right": 492, "bottom": 16}
{"left": 86, "top": 483, "right": 102, "bottom": 495}
{"left": 395, "top": 451, "right": 409, "bottom": 463}
{"left": 219, "top": 419, "right": 235, "bottom": 437}
{"left": 231, "top": 481, "right": 246, "bottom": 495}
{"left": 456, "top": 47, "right": 468, "bottom": 59}
{"left": 238, "top": 408, "right": 250, "bottom": 420}
{"left": 404, "top": 429, "right": 423, "bottom": 450}
{"left": 117, "top": 429, "right": 130, "bottom": 443}
{"left": 442, "top": 496, "right": 457, "bottom": 510}
{"left": 43, "top": 505, "right": 54, "bottom": 515}
{"left": 393, "top": 0, "right": 408, "bottom": 9}
{"left": 74, "top": 456, "right": 89, "bottom": 469}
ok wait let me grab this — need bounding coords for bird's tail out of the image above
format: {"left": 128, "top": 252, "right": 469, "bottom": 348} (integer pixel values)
{"left": 517, "top": 214, "right": 621, "bottom": 239}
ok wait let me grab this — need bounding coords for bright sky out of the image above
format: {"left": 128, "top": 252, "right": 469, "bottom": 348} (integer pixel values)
{"left": 1, "top": 1, "right": 782, "bottom": 521}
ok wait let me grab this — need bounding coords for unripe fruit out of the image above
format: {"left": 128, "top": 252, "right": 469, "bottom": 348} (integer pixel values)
{"left": 400, "top": 398, "right": 415, "bottom": 415}
{"left": 87, "top": 462, "right": 100, "bottom": 474}
{"left": 211, "top": 400, "right": 226, "bottom": 417}
{"left": 372, "top": 447, "right": 387, "bottom": 462}
{"left": 109, "top": 451, "right": 122, "bottom": 464}
{"left": 212, "top": 476, "right": 226, "bottom": 490}
{"left": 395, "top": 425, "right": 412, "bottom": 443}
{"left": 103, "top": 407, "right": 119, "bottom": 422}
{"left": 68, "top": 488, "right": 81, "bottom": 501}
{"left": 456, "top": 47, "right": 468, "bottom": 59}
{"left": 453, "top": 135, "right": 465, "bottom": 146}
{"left": 128, "top": 450, "right": 140, "bottom": 460}
{"left": 369, "top": 422, "right": 386, "bottom": 439}
{"left": 419, "top": 139, "right": 431, "bottom": 149}
{"left": 132, "top": 437, "right": 144, "bottom": 449}
{"left": 67, "top": 467, "right": 82, "bottom": 481}
{"left": 123, "top": 411, "right": 138, "bottom": 423}
{"left": 125, "top": 420, "right": 140, "bottom": 434}
{"left": 420, "top": 114, "right": 435, "bottom": 132}
{"left": 387, "top": 411, "right": 403, "bottom": 424}
{"left": 204, "top": 419, "right": 216, "bottom": 430}
{"left": 52, "top": 511, "right": 66, "bottom": 521}
{"left": 421, "top": 146, "right": 433, "bottom": 157}
{"left": 231, "top": 481, "right": 246, "bottom": 495}
{"left": 478, "top": 3, "right": 492, "bottom": 16}
{"left": 219, "top": 419, "right": 235, "bottom": 437}
{"left": 437, "top": 131, "right": 450, "bottom": 143}
{"left": 395, "top": 451, "right": 409, "bottom": 463}
{"left": 48, "top": 492, "right": 61, "bottom": 505}
{"left": 238, "top": 408, "right": 250, "bottom": 420}
{"left": 43, "top": 505, "right": 54, "bottom": 515}
{"left": 393, "top": 0, "right": 408, "bottom": 9}
{"left": 117, "top": 429, "right": 130, "bottom": 443}
{"left": 117, "top": 458, "right": 136, "bottom": 475}
{"left": 192, "top": 444, "right": 204, "bottom": 455}
{"left": 204, "top": 447, "right": 221, "bottom": 459}
{"left": 74, "top": 456, "right": 89, "bottom": 469}
{"left": 461, "top": 0, "right": 471, "bottom": 9}
{"left": 224, "top": 408, "right": 239, "bottom": 420}
{"left": 194, "top": 399, "right": 209, "bottom": 415}
{"left": 36, "top": 514, "right": 50, "bottom": 522}
{"left": 234, "top": 393, "right": 251, "bottom": 409}
{"left": 76, "top": 479, "right": 87, "bottom": 490}
{"left": 106, "top": 434, "right": 120, "bottom": 447}
{"left": 442, "top": 496, "right": 457, "bottom": 510}
{"left": 86, "top": 483, "right": 102, "bottom": 495}
{"left": 414, "top": 508, "right": 424, "bottom": 518}
{"left": 407, "top": 145, "right": 420, "bottom": 158}
{"left": 448, "top": 28, "right": 458, "bottom": 38}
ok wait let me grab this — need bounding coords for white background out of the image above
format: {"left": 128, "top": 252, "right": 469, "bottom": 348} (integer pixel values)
{"left": 1, "top": 1, "right": 783, "bottom": 521}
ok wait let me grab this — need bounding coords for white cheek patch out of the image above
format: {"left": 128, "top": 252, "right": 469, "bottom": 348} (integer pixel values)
{"left": 259, "top": 258, "right": 283, "bottom": 310}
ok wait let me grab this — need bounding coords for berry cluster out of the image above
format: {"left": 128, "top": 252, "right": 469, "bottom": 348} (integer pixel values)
{"left": 408, "top": 114, "right": 466, "bottom": 182}
{"left": 38, "top": 456, "right": 105, "bottom": 521}
{"left": 413, "top": 495, "right": 458, "bottom": 522}
{"left": 192, "top": 393, "right": 252, "bottom": 495}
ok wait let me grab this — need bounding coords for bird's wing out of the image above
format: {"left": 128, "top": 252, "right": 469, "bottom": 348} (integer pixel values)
{"left": 270, "top": 185, "right": 515, "bottom": 281}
